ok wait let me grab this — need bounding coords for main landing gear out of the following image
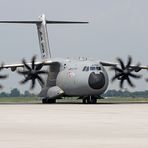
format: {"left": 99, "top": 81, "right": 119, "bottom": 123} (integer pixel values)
{"left": 42, "top": 98, "right": 56, "bottom": 104}
{"left": 82, "top": 96, "right": 97, "bottom": 104}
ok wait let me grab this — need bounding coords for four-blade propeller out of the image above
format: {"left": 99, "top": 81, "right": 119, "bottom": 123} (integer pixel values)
{"left": 17, "top": 56, "right": 48, "bottom": 89}
{"left": 111, "top": 56, "right": 141, "bottom": 88}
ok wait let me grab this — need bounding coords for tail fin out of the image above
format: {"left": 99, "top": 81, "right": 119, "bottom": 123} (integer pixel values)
{"left": 37, "top": 14, "right": 51, "bottom": 61}
{"left": 0, "top": 14, "right": 88, "bottom": 61}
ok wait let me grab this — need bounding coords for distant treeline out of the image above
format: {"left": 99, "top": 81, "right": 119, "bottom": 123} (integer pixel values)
{"left": 104, "top": 89, "right": 148, "bottom": 98}
{"left": 1, "top": 88, "right": 148, "bottom": 98}
{"left": 0, "top": 88, "right": 36, "bottom": 97}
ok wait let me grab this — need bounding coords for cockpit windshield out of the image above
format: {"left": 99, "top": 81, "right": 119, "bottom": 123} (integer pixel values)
{"left": 82, "top": 66, "right": 101, "bottom": 71}
{"left": 90, "top": 67, "right": 95, "bottom": 71}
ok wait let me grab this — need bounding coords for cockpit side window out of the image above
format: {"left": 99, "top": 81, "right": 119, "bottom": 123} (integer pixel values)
{"left": 86, "top": 66, "right": 89, "bottom": 71}
{"left": 82, "top": 66, "right": 86, "bottom": 71}
{"left": 96, "top": 67, "right": 101, "bottom": 70}
{"left": 82, "top": 66, "right": 89, "bottom": 71}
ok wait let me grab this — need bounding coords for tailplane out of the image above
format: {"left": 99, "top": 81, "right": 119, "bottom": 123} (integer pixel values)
{"left": 37, "top": 14, "right": 51, "bottom": 61}
{"left": 0, "top": 14, "right": 88, "bottom": 61}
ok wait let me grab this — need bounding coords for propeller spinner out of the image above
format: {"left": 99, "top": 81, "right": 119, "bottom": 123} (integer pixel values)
{"left": 111, "top": 56, "right": 141, "bottom": 88}
{"left": 18, "top": 56, "right": 48, "bottom": 89}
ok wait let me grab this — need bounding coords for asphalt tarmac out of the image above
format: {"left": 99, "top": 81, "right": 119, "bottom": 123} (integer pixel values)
{"left": 0, "top": 104, "right": 148, "bottom": 148}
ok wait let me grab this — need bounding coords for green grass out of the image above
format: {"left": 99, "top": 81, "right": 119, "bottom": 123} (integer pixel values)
{"left": 99, "top": 97, "right": 148, "bottom": 103}
{"left": 0, "top": 97, "right": 40, "bottom": 103}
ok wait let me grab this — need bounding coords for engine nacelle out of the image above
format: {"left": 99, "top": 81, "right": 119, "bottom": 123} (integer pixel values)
{"left": 47, "top": 86, "right": 64, "bottom": 99}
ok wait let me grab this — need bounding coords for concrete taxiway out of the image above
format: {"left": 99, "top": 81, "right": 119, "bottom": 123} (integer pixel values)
{"left": 0, "top": 104, "right": 148, "bottom": 148}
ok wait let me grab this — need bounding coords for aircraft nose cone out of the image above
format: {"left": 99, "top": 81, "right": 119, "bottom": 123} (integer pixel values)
{"left": 88, "top": 72, "right": 105, "bottom": 89}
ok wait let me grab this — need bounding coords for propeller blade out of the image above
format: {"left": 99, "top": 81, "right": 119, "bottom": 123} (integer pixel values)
{"left": 117, "top": 58, "right": 125, "bottom": 69}
{"left": 112, "top": 73, "right": 123, "bottom": 81}
{"left": 22, "top": 59, "right": 31, "bottom": 71}
{"left": 35, "top": 63, "right": 43, "bottom": 70}
{"left": 0, "top": 84, "right": 3, "bottom": 89}
{"left": 0, "top": 75, "right": 8, "bottom": 79}
{"left": 20, "top": 77, "right": 30, "bottom": 84}
{"left": 129, "top": 73, "right": 141, "bottom": 79}
{"left": 120, "top": 77, "right": 125, "bottom": 89}
{"left": 32, "top": 56, "right": 36, "bottom": 70}
{"left": 0, "top": 64, "right": 8, "bottom": 88}
{"left": 111, "top": 66, "right": 123, "bottom": 73}
{"left": 111, "top": 56, "right": 141, "bottom": 88}
{"left": 127, "top": 77, "right": 135, "bottom": 87}
{"left": 126, "top": 56, "right": 132, "bottom": 68}
{"left": 18, "top": 56, "right": 48, "bottom": 89}
{"left": 36, "top": 70, "right": 48, "bottom": 75}
{"left": 17, "top": 70, "right": 30, "bottom": 75}
{"left": 31, "top": 78, "right": 36, "bottom": 89}
{"left": 0, "top": 63, "right": 4, "bottom": 71}
{"left": 36, "top": 75, "right": 44, "bottom": 85}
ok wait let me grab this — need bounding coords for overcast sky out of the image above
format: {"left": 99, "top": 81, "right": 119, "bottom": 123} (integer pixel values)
{"left": 0, "top": 0, "right": 148, "bottom": 93}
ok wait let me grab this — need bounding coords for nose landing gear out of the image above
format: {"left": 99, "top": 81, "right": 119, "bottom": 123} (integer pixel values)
{"left": 82, "top": 96, "right": 97, "bottom": 104}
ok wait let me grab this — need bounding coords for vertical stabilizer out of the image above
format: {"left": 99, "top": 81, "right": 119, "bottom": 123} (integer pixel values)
{"left": 0, "top": 15, "right": 88, "bottom": 61}
{"left": 37, "top": 14, "right": 51, "bottom": 61}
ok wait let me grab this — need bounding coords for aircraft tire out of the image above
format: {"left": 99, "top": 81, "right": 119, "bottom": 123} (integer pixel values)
{"left": 47, "top": 99, "right": 56, "bottom": 104}
{"left": 42, "top": 98, "right": 56, "bottom": 104}
{"left": 91, "top": 98, "right": 97, "bottom": 104}
{"left": 87, "top": 97, "right": 91, "bottom": 104}
{"left": 42, "top": 98, "right": 47, "bottom": 104}
{"left": 83, "top": 98, "right": 87, "bottom": 104}
{"left": 86, "top": 96, "right": 97, "bottom": 104}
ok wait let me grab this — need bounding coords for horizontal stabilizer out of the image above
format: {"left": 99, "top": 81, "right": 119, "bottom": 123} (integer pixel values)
{"left": 0, "top": 14, "right": 88, "bottom": 61}
{"left": 0, "top": 20, "right": 89, "bottom": 24}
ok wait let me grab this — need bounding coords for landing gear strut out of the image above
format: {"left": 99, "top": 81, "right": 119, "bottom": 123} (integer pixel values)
{"left": 82, "top": 96, "right": 97, "bottom": 104}
{"left": 42, "top": 98, "right": 56, "bottom": 104}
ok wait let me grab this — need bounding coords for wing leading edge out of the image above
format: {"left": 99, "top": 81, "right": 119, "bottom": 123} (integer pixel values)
{"left": 1, "top": 60, "right": 56, "bottom": 71}
{"left": 100, "top": 61, "right": 148, "bottom": 70}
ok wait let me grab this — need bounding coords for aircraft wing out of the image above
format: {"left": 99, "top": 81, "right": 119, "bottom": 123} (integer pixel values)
{"left": 0, "top": 20, "right": 88, "bottom": 24}
{"left": 100, "top": 61, "right": 148, "bottom": 70}
{"left": 100, "top": 61, "right": 117, "bottom": 67}
{"left": 100, "top": 57, "right": 148, "bottom": 88}
{"left": 1, "top": 60, "right": 55, "bottom": 71}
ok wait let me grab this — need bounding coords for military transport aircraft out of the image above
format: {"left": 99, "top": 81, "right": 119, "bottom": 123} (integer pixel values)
{"left": 0, "top": 14, "right": 147, "bottom": 104}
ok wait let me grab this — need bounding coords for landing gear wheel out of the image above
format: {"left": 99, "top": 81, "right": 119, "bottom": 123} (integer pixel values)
{"left": 42, "top": 98, "right": 47, "bottom": 104}
{"left": 47, "top": 99, "right": 56, "bottom": 103}
{"left": 42, "top": 98, "right": 56, "bottom": 104}
{"left": 91, "top": 98, "right": 97, "bottom": 104}
{"left": 83, "top": 98, "right": 87, "bottom": 104}
{"left": 82, "top": 96, "right": 97, "bottom": 104}
{"left": 87, "top": 97, "right": 92, "bottom": 104}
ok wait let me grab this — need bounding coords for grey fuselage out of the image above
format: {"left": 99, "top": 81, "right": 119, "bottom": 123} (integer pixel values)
{"left": 44, "top": 58, "right": 109, "bottom": 97}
